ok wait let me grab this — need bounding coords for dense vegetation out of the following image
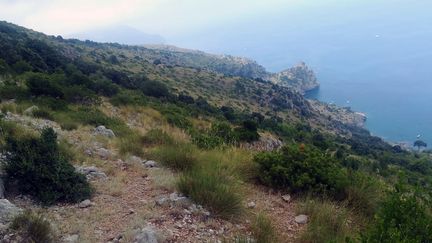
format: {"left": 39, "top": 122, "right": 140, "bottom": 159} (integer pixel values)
{"left": 2, "top": 127, "right": 91, "bottom": 204}
{"left": 1, "top": 20, "right": 432, "bottom": 242}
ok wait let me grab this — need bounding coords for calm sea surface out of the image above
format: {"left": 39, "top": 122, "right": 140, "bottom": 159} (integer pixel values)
{"left": 174, "top": 1, "right": 432, "bottom": 146}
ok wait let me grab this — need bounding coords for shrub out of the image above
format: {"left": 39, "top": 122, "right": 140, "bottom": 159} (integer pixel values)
{"left": 362, "top": 182, "right": 432, "bottom": 242}
{"left": 165, "top": 113, "right": 192, "bottom": 130}
{"left": 151, "top": 143, "right": 197, "bottom": 171}
{"left": 0, "top": 83, "right": 29, "bottom": 100}
{"left": 192, "top": 132, "right": 224, "bottom": 149}
{"left": 141, "top": 129, "right": 174, "bottom": 146}
{"left": 4, "top": 128, "right": 92, "bottom": 204}
{"left": 25, "top": 73, "right": 63, "bottom": 98}
{"left": 297, "top": 199, "right": 352, "bottom": 243}
{"left": 235, "top": 120, "right": 260, "bottom": 142}
{"left": 10, "top": 210, "right": 55, "bottom": 243}
{"left": 254, "top": 144, "right": 348, "bottom": 197}
{"left": 345, "top": 171, "right": 383, "bottom": 217}
{"left": 177, "top": 164, "right": 243, "bottom": 219}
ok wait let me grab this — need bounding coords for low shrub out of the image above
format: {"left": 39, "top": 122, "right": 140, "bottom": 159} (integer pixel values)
{"left": 151, "top": 143, "right": 197, "bottom": 171}
{"left": 235, "top": 120, "right": 260, "bottom": 142}
{"left": 10, "top": 211, "right": 55, "bottom": 243}
{"left": 362, "top": 181, "right": 432, "bottom": 242}
{"left": 254, "top": 144, "right": 348, "bottom": 197}
{"left": 177, "top": 164, "right": 243, "bottom": 219}
{"left": 191, "top": 132, "right": 224, "bottom": 149}
{"left": 297, "top": 199, "right": 352, "bottom": 243}
{"left": 4, "top": 127, "right": 92, "bottom": 204}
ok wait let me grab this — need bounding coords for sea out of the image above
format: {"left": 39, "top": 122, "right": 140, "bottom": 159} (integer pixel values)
{"left": 173, "top": 0, "right": 432, "bottom": 146}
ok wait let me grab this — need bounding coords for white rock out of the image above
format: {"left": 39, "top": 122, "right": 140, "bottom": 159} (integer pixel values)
{"left": 294, "top": 214, "right": 308, "bottom": 224}
{"left": 0, "top": 199, "right": 22, "bottom": 224}
{"left": 282, "top": 194, "right": 291, "bottom": 202}
{"left": 247, "top": 201, "right": 256, "bottom": 208}
{"left": 134, "top": 226, "right": 160, "bottom": 243}
{"left": 78, "top": 199, "right": 94, "bottom": 208}
{"left": 96, "top": 148, "right": 112, "bottom": 159}
{"left": 62, "top": 234, "right": 79, "bottom": 243}
{"left": 144, "top": 160, "right": 158, "bottom": 168}
{"left": 93, "top": 125, "right": 115, "bottom": 138}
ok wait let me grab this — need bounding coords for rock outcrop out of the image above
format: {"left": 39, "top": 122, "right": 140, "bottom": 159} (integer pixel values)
{"left": 0, "top": 199, "right": 22, "bottom": 225}
{"left": 270, "top": 62, "right": 319, "bottom": 93}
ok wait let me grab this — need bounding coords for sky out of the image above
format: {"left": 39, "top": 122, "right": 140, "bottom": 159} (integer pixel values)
{"left": 0, "top": 0, "right": 309, "bottom": 37}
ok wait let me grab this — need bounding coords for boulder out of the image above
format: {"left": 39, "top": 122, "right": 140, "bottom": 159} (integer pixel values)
{"left": 0, "top": 199, "right": 22, "bottom": 225}
{"left": 282, "top": 194, "right": 291, "bottom": 203}
{"left": 294, "top": 214, "right": 308, "bottom": 224}
{"left": 144, "top": 160, "right": 158, "bottom": 168}
{"left": 134, "top": 226, "right": 160, "bottom": 243}
{"left": 93, "top": 125, "right": 115, "bottom": 138}
{"left": 95, "top": 148, "right": 112, "bottom": 159}
{"left": 78, "top": 199, "right": 95, "bottom": 208}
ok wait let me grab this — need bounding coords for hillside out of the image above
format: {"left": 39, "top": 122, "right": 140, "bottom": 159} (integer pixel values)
{"left": 0, "top": 20, "right": 432, "bottom": 243}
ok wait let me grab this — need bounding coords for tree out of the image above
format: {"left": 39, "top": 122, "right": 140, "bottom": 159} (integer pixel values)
{"left": 414, "top": 140, "right": 427, "bottom": 151}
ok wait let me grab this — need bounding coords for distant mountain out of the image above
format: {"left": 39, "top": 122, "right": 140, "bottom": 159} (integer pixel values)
{"left": 144, "top": 45, "right": 319, "bottom": 93}
{"left": 70, "top": 25, "right": 165, "bottom": 45}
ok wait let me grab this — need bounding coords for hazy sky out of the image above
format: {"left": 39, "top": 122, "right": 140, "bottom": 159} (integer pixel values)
{"left": 0, "top": 0, "right": 315, "bottom": 36}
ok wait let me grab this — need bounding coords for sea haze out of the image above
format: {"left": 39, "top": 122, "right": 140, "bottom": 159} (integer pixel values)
{"left": 172, "top": 0, "right": 432, "bottom": 146}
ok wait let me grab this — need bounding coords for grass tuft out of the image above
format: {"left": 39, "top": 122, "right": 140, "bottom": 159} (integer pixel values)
{"left": 11, "top": 210, "right": 55, "bottom": 243}
{"left": 297, "top": 198, "right": 353, "bottom": 243}
{"left": 177, "top": 163, "right": 243, "bottom": 219}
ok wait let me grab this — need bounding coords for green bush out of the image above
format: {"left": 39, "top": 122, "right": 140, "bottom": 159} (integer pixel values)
{"left": 151, "top": 143, "right": 197, "bottom": 171}
{"left": 362, "top": 182, "right": 432, "bottom": 242}
{"left": 177, "top": 164, "right": 243, "bottom": 219}
{"left": 25, "top": 73, "right": 64, "bottom": 98}
{"left": 235, "top": 120, "right": 260, "bottom": 142}
{"left": 4, "top": 128, "right": 92, "bottom": 204}
{"left": 192, "top": 132, "right": 224, "bottom": 149}
{"left": 254, "top": 144, "right": 348, "bottom": 196}
{"left": 10, "top": 210, "right": 55, "bottom": 243}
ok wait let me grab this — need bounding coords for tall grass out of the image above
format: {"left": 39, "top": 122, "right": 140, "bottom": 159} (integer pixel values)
{"left": 150, "top": 143, "right": 198, "bottom": 171}
{"left": 297, "top": 199, "right": 354, "bottom": 243}
{"left": 251, "top": 213, "right": 279, "bottom": 243}
{"left": 11, "top": 211, "right": 55, "bottom": 243}
{"left": 177, "top": 163, "right": 243, "bottom": 219}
